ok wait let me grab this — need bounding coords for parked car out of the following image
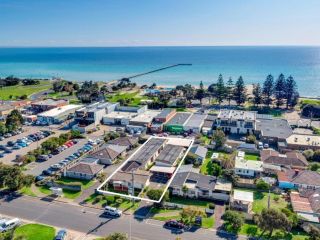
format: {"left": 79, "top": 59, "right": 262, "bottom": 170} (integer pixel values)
{"left": 35, "top": 175, "right": 45, "bottom": 182}
{"left": 55, "top": 229, "right": 67, "bottom": 240}
{"left": 0, "top": 136, "right": 5, "bottom": 141}
{"left": 263, "top": 143, "right": 269, "bottom": 149}
{"left": 0, "top": 218, "right": 21, "bottom": 232}
{"left": 258, "top": 142, "right": 263, "bottom": 149}
{"left": 42, "top": 169, "right": 54, "bottom": 176}
{"left": 0, "top": 153, "right": 4, "bottom": 158}
{"left": 37, "top": 155, "right": 49, "bottom": 161}
{"left": 12, "top": 145, "right": 22, "bottom": 150}
{"left": 104, "top": 206, "right": 122, "bottom": 217}
{"left": 164, "top": 220, "right": 185, "bottom": 230}
{"left": 7, "top": 141, "right": 15, "bottom": 147}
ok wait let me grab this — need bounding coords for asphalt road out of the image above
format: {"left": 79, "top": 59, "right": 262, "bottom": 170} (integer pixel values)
{"left": 25, "top": 138, "right": 88, "bottom": 176}
{"left": 0, "top": 196, "right": 244, "bottom": 240}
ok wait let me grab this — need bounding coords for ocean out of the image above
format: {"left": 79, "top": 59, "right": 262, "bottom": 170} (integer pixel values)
{"left": 0, "top": 46, "right": 319, "bottom": 97}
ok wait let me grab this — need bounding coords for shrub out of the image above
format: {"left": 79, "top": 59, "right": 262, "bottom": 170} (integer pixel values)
{"left": 147, "top": 189, "right": 163, "bottom": 200}
{"left": 256, "top": 179, "right": 270, "bottom": 190}
{"left": 246, "top": 134, "right": 256, "bottom": 144}
{"left": 116, "top": 198, "right": 123, "bottom": 204}
{"left": 208, "top": 203, "right": 215, "bottom": 210}
{"left": 314, "top": 150, "right": 320, "bottom": 162}
{"left": 303, "top": 149, "right": 314, "bottom": 161}
{"left": 273, "top": 195, "right": 280, "bottom": 202}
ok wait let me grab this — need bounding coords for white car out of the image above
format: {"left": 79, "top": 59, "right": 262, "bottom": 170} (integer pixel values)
{"left": 0, "top": 218, "right": 21, "bottom": 232}
{"left": 104, "top": 206, "right": 122, "bottom": 217}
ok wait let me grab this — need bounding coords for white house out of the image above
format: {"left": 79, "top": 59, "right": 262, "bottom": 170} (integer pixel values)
{"left": 234, "top": 157, "right": 263, "bottom": 177}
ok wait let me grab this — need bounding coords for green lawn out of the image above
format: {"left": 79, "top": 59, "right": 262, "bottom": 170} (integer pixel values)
{"left": 38, "top": 186, "right": 52, "bottom": 195}
{"left": 37, "top": 185, "right": 82, "bottom": 200}
{"left": 244, "top": 153, "right": 260, "bottom": 161}
{"left": 200, "top": 150, "right": 213, "bottom": 175}
{"left": 201, "top": 216, "right": 215, "bottom": 229}
{"left": 0, "top": 81, "right": 52, "bottom": 100}
{"left": 14, "top": 224, "right": 55, "bottom": 240}
{"left": 107, "top": 91, "right": 148, "bottom": 106}
{"left": 300, "top": 98, "right": 320, "bottom": 107}
{"left": 169, "top": 196, "right": 210, "bottom": 209}
{"left": 239, "top": 222, "right": 308, "bottom": 240}
{"left": 56, "top": 177, "right": 95, "bottom": 190}
{"left": 19, "top": 186, "right": 37, "bottom": 197}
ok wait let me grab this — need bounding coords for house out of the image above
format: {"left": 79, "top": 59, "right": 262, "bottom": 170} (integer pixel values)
{"left": 37, "top": 104, "right": 83, "bottom": 124}
{"left": 255, "top": 118, "right": 293, "bottom": 144}
{"left": 214, "top": 110, "right": 256, "bottom": 135}
{"left": 234, "top": 157, "right": 263, "bottom": 177}
{"left": 170, "top": 171, "right": 231, "bottom": 202}
{"left": 65, "top": 162, "right": 103, "bottom": 180}
{"left": 277, "top": 169, "right": 320, "bottom": 190}
{"left": 89, "top": 144, "right": 127, "bottom": 165}
{"left": 202, "top": 115, "right": 216, "bottom": 135}
{"left": 230, "top": 190, "right": 254, "bottom": 213}
{"left": 280, "top": 134, "right": 320, "bottom": 151}
{"left": 31, "top": 99, "right": 68, "bottom": 113}
{"left": 121, "top": 138, "right": 167, "bottom": 171}
{"left": 183, "top": 114, "right": 207, "bottom": 133}
{"left": 261, "top": 149, "right": 309, "bottom": 169}
{"left": 108, "top": 137, "right": 138, "bottom": 150}
{"left": 189, "top": 145, "right": 208, "bottom": 164}
{"left": 290, "top": 190, "right": 320, "bottom": 223}
{"left": 164, "top": 112, "right": 192, "bottom": 134}
{"left": 154, "top": 144, "right": 185, "bottom": 167}
{"left": 109, "top": 170, "right": 150, "bottom": 192}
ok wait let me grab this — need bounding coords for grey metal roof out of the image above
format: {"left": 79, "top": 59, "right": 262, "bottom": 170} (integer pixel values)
{"left": 156, "top": 108, "right": 175, "bottom": 119}
{"left": 129, "top": 138, "right": 166, "bottom": 165}
{"left": 256, "top": 118, "right": 293, "bottom": 139}
{"left": 170, "top": 171, "right": 217, "bottom": 190}
{"left": 184, "top": 114, "right": 207, "bottom": 128}
{"left": 190, "top": 145, "right": 208, "bottom": 159}
{"left": 165, "top": 112, "right": 192, "bottom": 126}
{"left": 202, "top": 120, "right": 214, "bottom": 128}
{"left": 155, "top": 144, "right": 184, "bottom": 166}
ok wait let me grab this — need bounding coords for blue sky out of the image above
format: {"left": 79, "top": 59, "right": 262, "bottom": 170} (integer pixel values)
{"left": 0, "top": 0, "right": 319, "bottom": 46}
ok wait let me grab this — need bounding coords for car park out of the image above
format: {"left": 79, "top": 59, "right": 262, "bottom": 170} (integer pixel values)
{"left": 0, "top": 136, "right": 4, "bottom": 141}
{"left": 12, "top": 145, "right": 22, "bottom": 150}
{"left": 7, "top": 141, "right": 15, "bottom": 147}
{"left": 42, "top": 169, "right": 55, "bottom": 176}
{"left": 50, "top": 164, "right": 62, "bottom": 170}
{"left": 55, "top": 229, "right": 67, "bottom": 240}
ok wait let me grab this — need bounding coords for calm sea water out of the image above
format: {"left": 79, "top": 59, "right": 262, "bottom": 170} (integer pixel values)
{"left": 0, "top": 46, "right": 319, "bottom": 96}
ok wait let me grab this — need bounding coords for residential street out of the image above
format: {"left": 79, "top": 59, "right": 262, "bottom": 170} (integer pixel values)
{"left": 0, "top": 195, "right": 245, "bottom": 240}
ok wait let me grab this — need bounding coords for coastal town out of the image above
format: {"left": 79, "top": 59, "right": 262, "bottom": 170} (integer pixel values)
{"left": 1, "top": 74, "right": 320, "bottom": 240}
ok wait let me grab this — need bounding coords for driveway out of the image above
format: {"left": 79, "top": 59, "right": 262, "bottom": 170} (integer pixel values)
{"left": 214, "top": 203, "right": 225, "bottom": 229}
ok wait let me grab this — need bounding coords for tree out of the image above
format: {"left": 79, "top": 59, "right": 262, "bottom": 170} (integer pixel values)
{"left": 212, "top": 128, "right": 226, "bottom": 148}
{"left": 303, "top": 149, "right": 314, "bottom": 161}
{"left": 223, "top": 210, "right": 244, "bottom": 232}
{"left": 256, "top": 179, "right": 270, "bottom": 190}
{"left": 226, "top": 77, "right": 234, "bottom": 106}
{"left": 252, "top": 83, "right": 262, "bottom": 106}
{"left": 220, "top": 154, "right": 235, "bottom": 169}
{"left": 313, "top": 150, "right": 320, "bottom": 162}
{"left": 5, "top": 109, "right": 24, "bottom": 130}
{"left": 195, "top": 81, "right": 206, "bottom": 105}
{"left": 102, "top": 232, "right": 128, "bottom": 240}
{"left": 285, "top": 76, "right": 299, "bottom": 108}
{"left": 76, "top": 81, "right": 102, "bottom": 103}
{"left": 180, "top": 207, "right": 205, "bottom": 224}
{"left": 0, "top": 122, "right": 6, "bottom": 135}
{"left": 256, "top": 208, "right": 292, "bottom": 237}
{"left": 211, "top": 163, "right": 222, "bottom": 176}
{"left": 146, "top": 189, "right": 163, "bottom": 200}
{"left": 263, "top": 75, "right": 274, "bottom": 107}
{"left": 274, "top": 74, "right": 286, "bottom": 107}
{"left": 53, "top": 80, "right": 65, "bottom": 93}
{"left": 216, "top": 74, "right": 226, "bottom": 105}
{"left": 233, "top": 76, "right": 246, "bottom": 106}
{"left": 0, "top": 164, "right": 34, "bottom": 191}
{"left": 246, "top": 134, "right": 256, "bottom": 144}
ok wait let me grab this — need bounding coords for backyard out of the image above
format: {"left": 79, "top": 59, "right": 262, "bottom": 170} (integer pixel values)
{"left": 244, "top": 153, "right": 260, "bottom": 161}
{"left": 14, "top": 223, "right": 55, "bottom": 240}
{"left": 0, "top": 81, "right": 52, "bottom": 100}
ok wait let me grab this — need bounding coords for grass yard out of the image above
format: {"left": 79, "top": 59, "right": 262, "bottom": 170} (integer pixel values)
{"left": 0, "top": 81, "right": 52, "bottom": 100}
{"left": 14, "top": 223, "right": 55, "bottom": 240}
{"left": 38, "top": 186, "right": 52, "bottom": 195}
{"left": 107, "top": 91, "right": 148, "bottom": 106}
{"left": 239, "top": 222, "right": 308, "bottom": 240}
{"left": 300, "top": 98, "right": 320, "bottom": 107}
{"left": 37, "top": 185, "right": 82, "bottom": 200}
{"left": 244, "top": 153, "right": 260, "bottom": 161}
{"left": 19, "top": 186, "right": 37, "bottom": 197}
{"left": 56, "top": 177, "right": 95, "bottom": 190}
{"left": 200, "top": 150, "right": 213, "bottom": 175}
{"left": 169, "top": 196, "right": 210, "bottom": 209}
{"left": 201, "top": 216, "right": 215, "bottom": 229}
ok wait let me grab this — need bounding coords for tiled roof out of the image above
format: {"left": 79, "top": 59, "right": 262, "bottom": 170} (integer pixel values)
{"left": 278, "top": 169, "right": 320, "bottom": 186}
{"left": 108, "top": 137, "right": 138, "bottom": 147}
{"left": 67, "top": 163, "right": 103, "bottom": 175}
{"left": 261, "top": 150, "right": 308, "bottom": 168}
{"left": 90, "top": 146, "right": 120, "bottom": 160}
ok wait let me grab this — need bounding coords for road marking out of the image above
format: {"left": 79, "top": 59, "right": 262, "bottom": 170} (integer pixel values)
{"left": 145, "top": 219, "right": 163, "bottom": 227}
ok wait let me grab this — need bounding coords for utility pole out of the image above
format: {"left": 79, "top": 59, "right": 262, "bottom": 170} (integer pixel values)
{"left": 267, "top": 189, "right": 271, "bottom": 209}
{"left": 129, "top": 170, "right": 134, "bottom": 240}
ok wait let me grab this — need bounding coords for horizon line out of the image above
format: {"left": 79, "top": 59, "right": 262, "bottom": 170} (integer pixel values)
{"left": 0, "top": 44, "right": 320, "bottom": 48}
